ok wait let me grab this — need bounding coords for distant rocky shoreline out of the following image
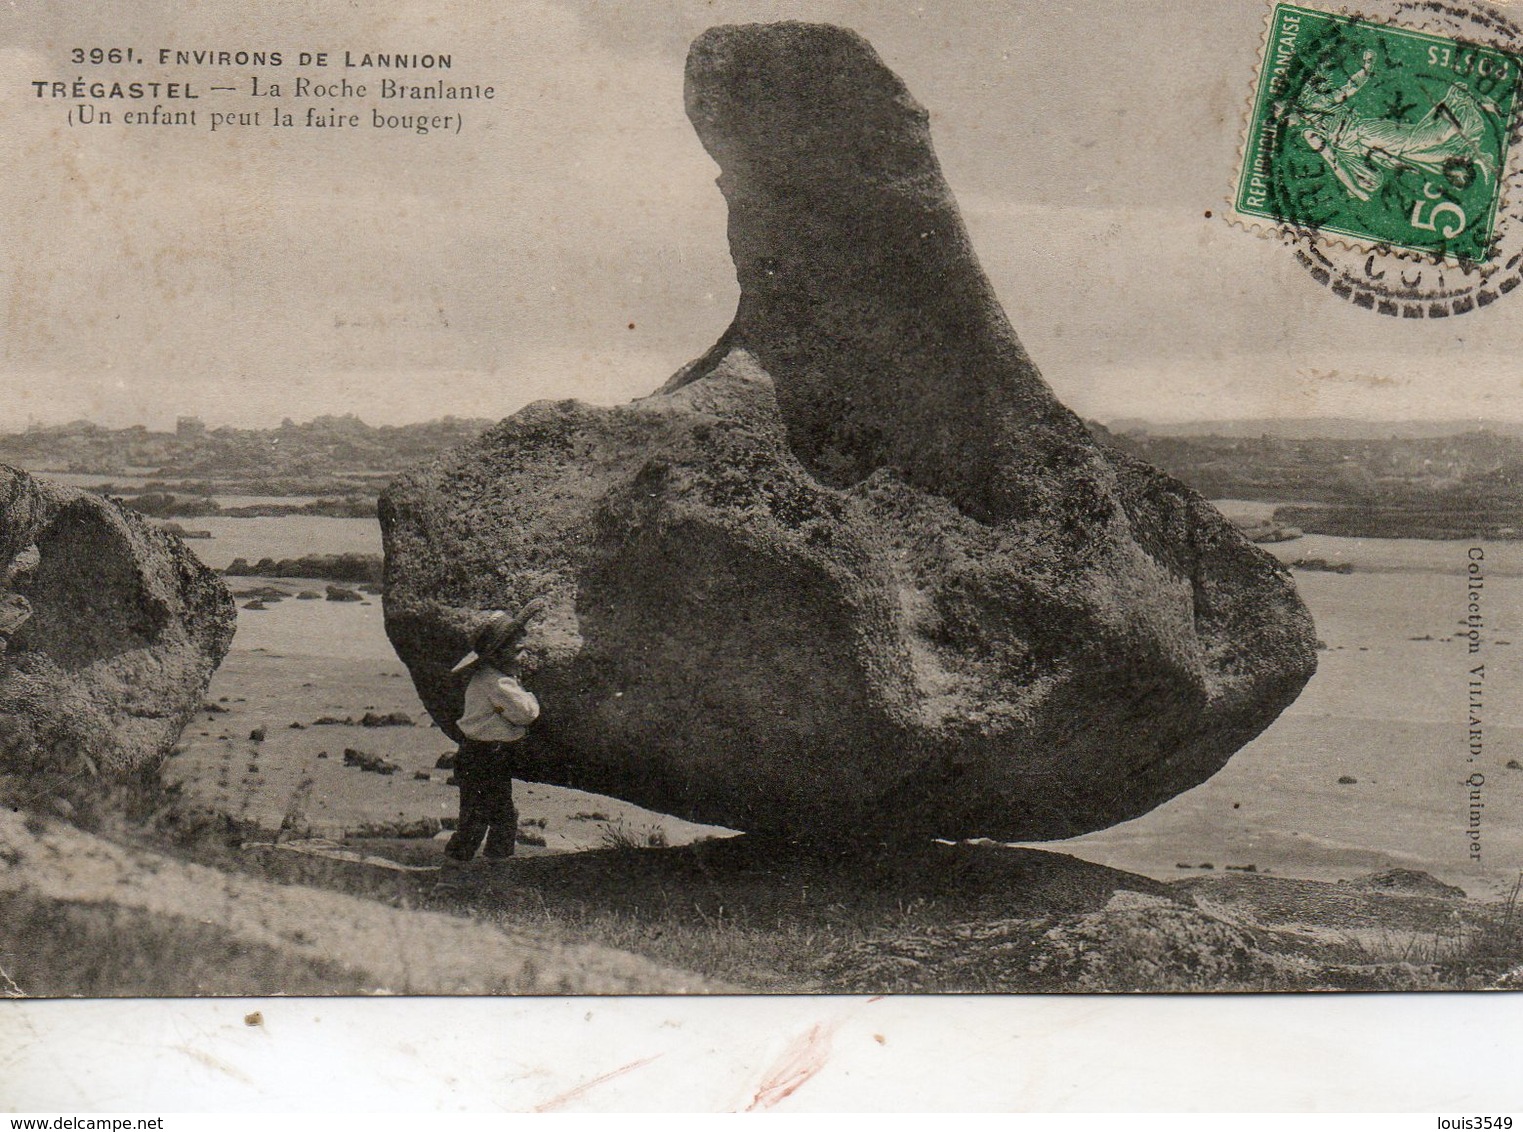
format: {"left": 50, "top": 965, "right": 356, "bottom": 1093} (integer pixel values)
{"left": 0, "top": 414, "right": 490, "bottom": 488}
{"left": 223, "top": 552, "right": 383, "bottom": 584}
{"left": 127, "top": 491, "right": 377, "bottom": 519}
{"left": 1274, "top": 503, "right": 1523, "bottom": 540}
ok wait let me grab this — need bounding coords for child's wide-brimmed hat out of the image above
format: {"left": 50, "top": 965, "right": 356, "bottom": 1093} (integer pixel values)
{"left": 450, "top": 597, "right": 547, "bottom": 673}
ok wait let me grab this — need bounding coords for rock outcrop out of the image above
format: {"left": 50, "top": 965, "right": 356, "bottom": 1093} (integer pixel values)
{"left": 0, "top": 467, "right": 235, "bottom": 780}
{"left": 381, "top": 22, "right": 1317, "bottom": 842}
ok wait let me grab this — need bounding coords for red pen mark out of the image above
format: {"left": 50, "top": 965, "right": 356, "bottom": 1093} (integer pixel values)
{"left": 533, "top": 1054, "right": 663, "bottom": 1112}
{"left": 744, "top": 1020, "right": 839, "bottom": 1111}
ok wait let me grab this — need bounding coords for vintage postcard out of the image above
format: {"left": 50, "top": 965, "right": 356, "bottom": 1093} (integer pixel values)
{"left": 2, "top": 0, "right": 1522, "bottom": 1030}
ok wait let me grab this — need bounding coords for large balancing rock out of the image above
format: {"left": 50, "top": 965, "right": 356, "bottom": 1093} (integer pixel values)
{"left": 0, "top": 467, "right": 235, "bottom": 780}
{"left": 381, "top": 23, "right": 1317, "bottom": 842}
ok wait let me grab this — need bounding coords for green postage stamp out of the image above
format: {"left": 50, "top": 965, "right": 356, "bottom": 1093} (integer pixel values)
{"left": 1235, "top": 3, "right": 1520, "bottom": 263}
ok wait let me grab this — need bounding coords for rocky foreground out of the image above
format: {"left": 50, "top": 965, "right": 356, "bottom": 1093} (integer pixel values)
{"left": 2, "top": 803, "right": 1516, "bottom": 995}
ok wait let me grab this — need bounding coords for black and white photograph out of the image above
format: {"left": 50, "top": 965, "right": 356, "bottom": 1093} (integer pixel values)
{"left": 3, "top": 0, "right": 1523, "bottom": 1109}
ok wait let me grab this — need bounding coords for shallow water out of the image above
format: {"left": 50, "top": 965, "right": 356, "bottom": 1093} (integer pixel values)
{"left": 226, "top": 587, "right": 396, "bottom": 663}
{"left": 1055, "top": 564, "right": 1523, "bottom": 896}
{"left": 185, "top": 516, "right": 382, "bottom": 570}
{"left": 1260, "top": 533, "right": 1521, "bottom": 576}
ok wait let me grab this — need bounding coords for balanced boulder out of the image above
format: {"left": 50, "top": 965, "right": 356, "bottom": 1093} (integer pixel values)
{"left": 381, "top": 22, "right": 1317, "bottom": 842}
{"left": 0, "top": 467, "right": 235, "bottom": 780}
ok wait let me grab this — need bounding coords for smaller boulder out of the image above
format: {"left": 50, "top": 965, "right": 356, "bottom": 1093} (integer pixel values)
{"left": 0, "top": 467, "right": 234, "bottom": 780}
{"left": 1349, "top": 869, "right": 1467, "bottom": 900}
{"left": 342, "top": 748, "right": 398, "bottom": 775}
{"left": 359, "top": 711, "right": 413, "bottom": 728}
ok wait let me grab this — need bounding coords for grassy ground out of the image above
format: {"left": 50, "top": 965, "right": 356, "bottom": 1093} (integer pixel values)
{"left": 0, "top": 888, "right": 379, "bottom": 997}
{"left": 0, "top": 802, "right": 727, "bottom": 997}
{"left": 68, "top": 792, "right": 1523, "bottom": 994}
{"left": 245, "top": 833, "right": 1180, "bottom": 992}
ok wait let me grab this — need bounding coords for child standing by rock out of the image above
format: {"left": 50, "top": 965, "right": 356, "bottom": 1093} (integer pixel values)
{"left": 444, "top": 598, "right": 546, "bottom": 861}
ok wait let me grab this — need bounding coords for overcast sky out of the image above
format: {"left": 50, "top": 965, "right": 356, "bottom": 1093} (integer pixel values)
{"left": 2, "top": 0, "right": 1519, "bottom": 429}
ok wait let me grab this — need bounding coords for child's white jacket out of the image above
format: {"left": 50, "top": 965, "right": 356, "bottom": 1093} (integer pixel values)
{"left": 457, "top": 664, "right": 540, "bottom": 743}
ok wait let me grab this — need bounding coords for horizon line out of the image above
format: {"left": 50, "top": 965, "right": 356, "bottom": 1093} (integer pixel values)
{"left": 7, "top": 411, "right": 1523, "bottom": 433}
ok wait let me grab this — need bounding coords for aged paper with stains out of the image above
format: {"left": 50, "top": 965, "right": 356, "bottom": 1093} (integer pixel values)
{"left": 3, "top": 0, "right": 1523, "bottom": 1111}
